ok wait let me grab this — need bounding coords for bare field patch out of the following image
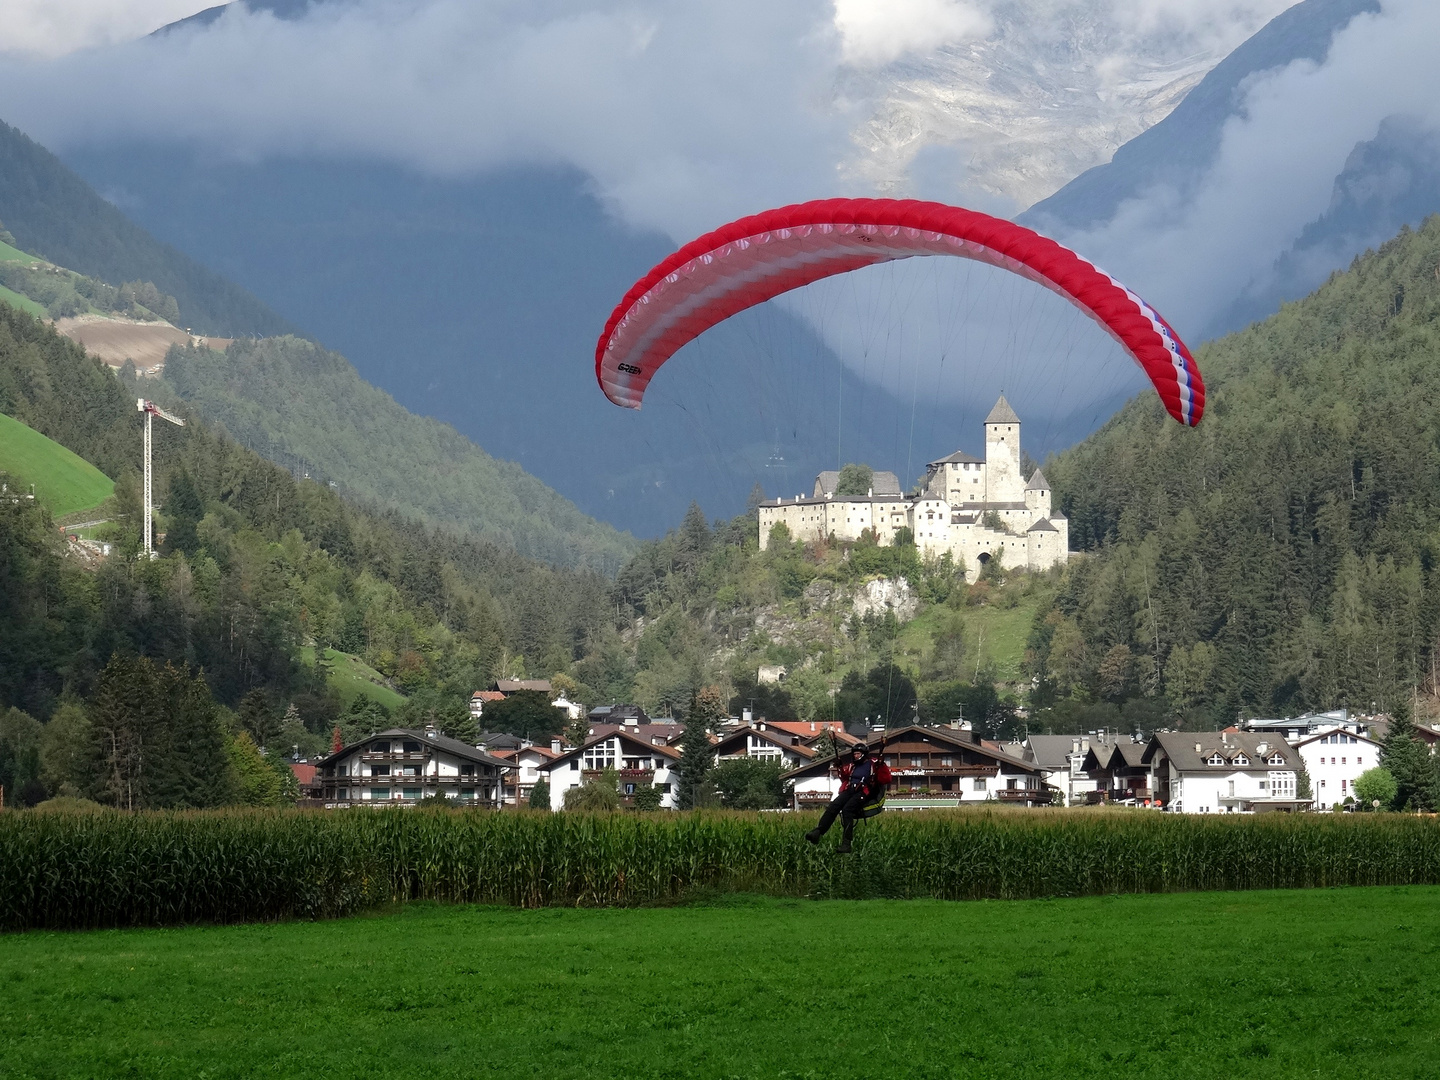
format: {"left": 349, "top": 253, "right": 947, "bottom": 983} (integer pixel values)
{"left": 53, "top": 314, "right": 222, "bottom": 373}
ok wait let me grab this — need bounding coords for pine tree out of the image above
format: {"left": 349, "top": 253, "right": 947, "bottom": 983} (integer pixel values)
{"left": 237, "top": 689, "right": 279, "bottom": 749}
{"left": 1380, "top": 701, "right": 1431, "bottom": 810}
{"left": 163, "top": 467, "right": 205, "bottom": 555}
{"left": 675, "top": 692, "right": 716, "bottom": 809}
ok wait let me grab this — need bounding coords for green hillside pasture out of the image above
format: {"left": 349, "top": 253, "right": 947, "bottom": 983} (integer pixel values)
{"left": 3, "top": 889, "right": 1438, "bottom": 1080}
{"left": 0, "top": 282, "right": 46, "bottom": 319}
{"left": 0, "top": 237, "right": 33, "bottom": 262}
{"left": 300, "top": 646, "right": 406, "bottom": 710}
{"left": 0, "top": 411, "right": 113, "bottom": 516}
{"left": 899, "top": 588, "right": 1049, "bottom": 683}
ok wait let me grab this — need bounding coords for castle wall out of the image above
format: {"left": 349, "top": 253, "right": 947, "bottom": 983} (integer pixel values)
{"left": 759, "top": 400, "right": 1068, "bottom": 570}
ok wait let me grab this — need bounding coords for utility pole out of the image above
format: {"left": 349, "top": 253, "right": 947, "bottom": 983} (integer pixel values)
{"left": 137, "top": 398, "right": 185, "bottom": 560}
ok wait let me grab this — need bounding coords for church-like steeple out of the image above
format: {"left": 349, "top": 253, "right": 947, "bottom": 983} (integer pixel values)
{"left": 1025, "top": 468, "right": 1050, "bottom": 491}
{"left": 985, "top": 394, "right": 1020, "bottom": 425}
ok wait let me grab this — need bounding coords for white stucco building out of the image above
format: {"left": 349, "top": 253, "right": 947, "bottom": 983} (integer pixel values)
{"left": 1143, "top": 731, "right": 1304, "bottom": 814}
{"left": 1294, "top": 729, "right": 1382, "bottom": 809}
{"left": 756, "top": 396, "right": 1068, "bottom": 572}
{"left": 539, "top": 728, "right": 682, "bottom": 810}
{"left": 315, "top": 727, "right": 507, "bottom": 807}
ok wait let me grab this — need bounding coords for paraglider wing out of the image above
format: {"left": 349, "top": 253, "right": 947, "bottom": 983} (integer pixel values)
{"left": 595, "top": 198, "right": 1204, "bottom": 426}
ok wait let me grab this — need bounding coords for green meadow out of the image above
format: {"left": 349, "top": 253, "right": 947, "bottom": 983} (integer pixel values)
{"left": 0, "top": 411, "right": 113, "bottom": 516}
{"left": 2, "top": 888, "right": 1437, "bottom": 1079}
{"left": 300, "top": 645, "right": 407, "bottom": 710}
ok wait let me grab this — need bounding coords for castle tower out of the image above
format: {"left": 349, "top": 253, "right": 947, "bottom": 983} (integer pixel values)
{"left": 983, "top": 395, "right": 1024, "bottom": 504}
{"left": 1025, "top": 467, "right": 1051, "bottom": 518}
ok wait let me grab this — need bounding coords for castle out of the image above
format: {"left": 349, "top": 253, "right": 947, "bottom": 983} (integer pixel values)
{"left": 756, "top": 396, "right": 1069, "bottom": 572}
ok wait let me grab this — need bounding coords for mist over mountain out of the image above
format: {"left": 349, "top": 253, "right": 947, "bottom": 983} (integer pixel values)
{"left": 1026, "top": 0, "right": 1440, "bottom": 339}
{"left": 12, "top": 0, "right": 1440, "bottom": 537}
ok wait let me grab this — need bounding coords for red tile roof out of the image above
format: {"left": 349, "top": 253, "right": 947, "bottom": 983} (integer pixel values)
{"left": 290, "top": 763, "right": 317, "bottom": 785}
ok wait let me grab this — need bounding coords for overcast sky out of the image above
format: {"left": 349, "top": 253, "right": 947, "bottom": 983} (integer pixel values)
{"left": 4, "top": 0, "right": 1435, "bottom": 420}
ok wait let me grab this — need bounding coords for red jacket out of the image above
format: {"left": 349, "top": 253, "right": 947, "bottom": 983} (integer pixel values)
{"left": 838, "top": 754, "right": 892, "bottom": 795}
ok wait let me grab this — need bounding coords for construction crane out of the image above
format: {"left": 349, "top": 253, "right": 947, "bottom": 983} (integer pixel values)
{"left": 137, "top": 398, "right": 184, "bottom": 560}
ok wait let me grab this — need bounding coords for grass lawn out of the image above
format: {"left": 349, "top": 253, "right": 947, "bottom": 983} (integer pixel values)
{"left": 0, "top": 411, "right": 114, "bottom": 516}
{"left": 0, "top": 282, "right": 47, "bottom": 319}
{"left": 3, "top": 887, "right": 1437, "bottom": 1079}
{"left": 300, "top": 645, "right": 407, "bottom": 710}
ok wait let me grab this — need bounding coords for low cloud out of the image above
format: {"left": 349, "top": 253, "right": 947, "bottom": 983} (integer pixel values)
{"left": 833, "top": 0, "right": 992, "bottom": 67}
{"left": 9, "top": 0, "right": 1429, "bottom": 426}
{"left": 0, "top": 0, "right": 203, "bottom": 59}
{"left": 1057, "top": 0, "right": 1440, "bottom": 340}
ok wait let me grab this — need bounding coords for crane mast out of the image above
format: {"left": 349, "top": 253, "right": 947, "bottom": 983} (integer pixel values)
{"left": 137, "top": 399, "right": 185, "bottom": 560}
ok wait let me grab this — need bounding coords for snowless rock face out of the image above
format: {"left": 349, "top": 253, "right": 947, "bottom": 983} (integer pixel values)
{"left": 842, "top": 0, "right": 1296, "bottom": 211}
{"left": 852, "top": 578, "right": 920, "bottom": 622}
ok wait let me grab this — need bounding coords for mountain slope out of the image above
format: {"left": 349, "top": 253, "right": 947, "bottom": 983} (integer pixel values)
{"left": 0, "top": 120, "right": 634, "bottom": 567}
{"left": 0, "top": 299, "right": 611, "bottom": 721}
{"left": 0, "top": 120, "right": 296, "bottom": 338}
{"left": 1022, "top": 0, "right": 1380, "bottom": 232}
{"left": 159, "top": 336, "right": 634, "bottom": 573}
{"left": 0, "top": 411, "right": 113, "bottom": 516}
{"left": 1031, "top": 216, "right": 1440, "bottom": 725}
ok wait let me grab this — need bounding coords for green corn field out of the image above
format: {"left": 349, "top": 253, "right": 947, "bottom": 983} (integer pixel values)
{"left": 3, "top": 808, "right": 1440, "bottom": 930}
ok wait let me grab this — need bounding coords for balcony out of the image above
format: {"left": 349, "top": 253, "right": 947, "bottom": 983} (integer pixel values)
{"left": 994, "top": 788, "right": 1047, "bottom": 804}
{"left": 361, "top": 751, "right": 427, "bottom": 763}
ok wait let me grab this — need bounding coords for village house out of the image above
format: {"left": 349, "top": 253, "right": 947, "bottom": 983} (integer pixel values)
{"left": 492, "top": 741, "right": 562, "bottom": 807}
{"left": 756, "top": 396, "right": 1068, "bottom": 571}
{"left": 1293, "top": 729, "right": 1382, "bottom": 808}
{"left": 1240, "top": 708, "right": 1372, "bottom": 743}
{"left": 492, "top": 679, "right": 553, "bottom": 695}
{"left": 1022, "top": 734, "right": 1105, "bottom": 806}
{"left": 469, "top": 690, "right": 504, "bottom": 719}
{"left": 315, "top": 727, "right": 508, "bottom": 807}
{"left": 711, "top": 724, "right": 820, "bottom": 770}
{"left": 1142, "top": 731, "right": 1304, "bottom": 814}
{"left": 539, "top": 728, "right": 682, "bottom": 810}
{"left": 783, "top": 724, "right": 1049, "bottom": 809}
{"left": 1079, "top": 736, "right": 1154, "bottom": 804}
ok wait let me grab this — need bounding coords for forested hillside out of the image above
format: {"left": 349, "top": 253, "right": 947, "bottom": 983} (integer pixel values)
{"left": 1033, "top": 218, "right": 1440, "bottom": 729}
{"left": 0, "top": 121, "right": 294, "bottom": 338}
{"left": 0, "top": 304, "right": 610, "bottom": 759}
{"left": 159, "top": 336, "right": 633, "bottom": 573}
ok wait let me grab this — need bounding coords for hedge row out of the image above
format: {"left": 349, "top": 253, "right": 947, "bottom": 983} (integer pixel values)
{"left": 3, "top": 808, "right": 1439, "bottom": 930}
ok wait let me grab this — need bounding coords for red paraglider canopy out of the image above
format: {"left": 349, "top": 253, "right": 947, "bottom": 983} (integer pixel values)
{"left": 595, "top": 198, "right": 1204, "bottom": 426}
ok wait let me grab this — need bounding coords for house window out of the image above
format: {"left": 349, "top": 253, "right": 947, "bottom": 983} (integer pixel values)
{"left": 1259, "top": 780, "right": 1268, "bottom": 790}
{"left": 338, "top": 765, "right": 348, "bottom": 777}
{"left": 1206, "top": 754, "right": 1225, "bottom": 765}
{"left": 1320, "top": 779, "right": 1326, "bottom": 789}
{"left": 1357, "top": 757, "right": 1363, "bottom": 766}
{"left": 974, "top": 778, "right": 986, "bottom": 791}
{"left": 370, "top": 788, "right": 390, "bottom": 800}
{"left": 338, "top": 787, "right": 348, "bottom": 800}
{"left": 372, "top": 741, "right": 390, "bottom": 754}
{"left": 570, "top": 760, "right": 580, "bottom": 770}
{"left": 403, "top": 741, "right": 422, "bottom": 753}
{"left": 403, "top": 788, "right": 422, "bottom": 800}
{"left": 373, "top": 763, "right": 391, "bottom": 776}
{"left": 910, "top": 757, "right": 923, "bottom": 767}
{"left": 942, "top": 757, "right": 953, "bottom": 766}
{"left": 656, "top": 783, "right": 671, "bottom": 793}
{"left": 1342, "top": 779, "right": 1348, "bottom": 792}
{"left": 1341, "top": 757, "right": 1346, "bottom": 765}
{"left": 460, "top": 788, "right": 475, "bottom": 800}
{"left": 1232, "top": 755, "right": 1249, "bottom": 766}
